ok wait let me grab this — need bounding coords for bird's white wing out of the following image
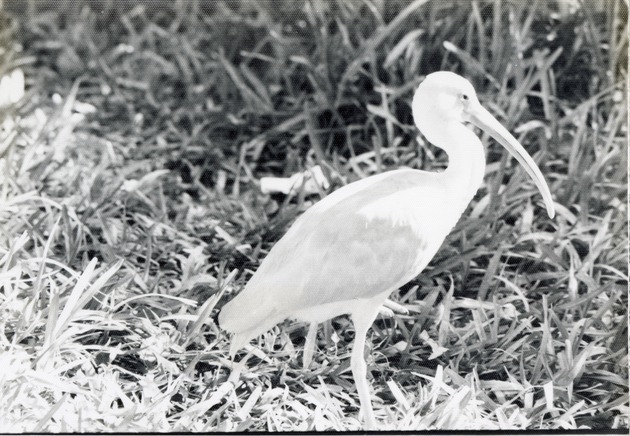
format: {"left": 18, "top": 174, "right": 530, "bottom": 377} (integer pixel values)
{"left": 219, "top": 169, "right": 458, "bottom": 338}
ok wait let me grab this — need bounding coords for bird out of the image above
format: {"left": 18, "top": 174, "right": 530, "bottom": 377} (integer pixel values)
{"left": 218, "top": 71, "right": 555, "bottom": 429}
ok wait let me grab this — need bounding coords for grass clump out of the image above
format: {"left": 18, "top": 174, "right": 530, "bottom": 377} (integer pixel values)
{"left": 0, "top": 0, "right": 627, "bottom": 431}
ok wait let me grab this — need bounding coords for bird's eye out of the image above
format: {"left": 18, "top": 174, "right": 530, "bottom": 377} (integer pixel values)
{"left": 461, "top": 94, "right": 469, "bottom": 101}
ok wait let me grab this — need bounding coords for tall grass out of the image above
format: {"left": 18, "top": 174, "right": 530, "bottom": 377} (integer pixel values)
{"left": 0, "top": 0, "right": 627, "bottom": 431}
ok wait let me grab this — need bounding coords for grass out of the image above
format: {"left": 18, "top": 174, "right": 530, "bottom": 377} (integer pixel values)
{"left": 0, "top": 0, "right": 627, "bottom": 431}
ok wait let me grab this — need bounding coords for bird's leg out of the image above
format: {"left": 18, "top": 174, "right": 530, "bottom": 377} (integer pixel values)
{"left": 350, "top": 306, "right": 382, "bottom": 430}
{"left": 303, "top": 322, "right": 318, "bottom": 369}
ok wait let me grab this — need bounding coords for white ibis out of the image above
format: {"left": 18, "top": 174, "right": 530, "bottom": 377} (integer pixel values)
{"left": 218, "top": 71, "right": 555, "bottom": 429}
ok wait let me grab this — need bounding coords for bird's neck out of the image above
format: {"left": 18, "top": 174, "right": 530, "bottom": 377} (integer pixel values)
{"left": 433, "top": 122, "right": 487, "bottom": 203}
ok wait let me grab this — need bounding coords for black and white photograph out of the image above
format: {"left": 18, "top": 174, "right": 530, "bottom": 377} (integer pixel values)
{"left": 0, "top": 0, "right": 627, "bottom": 432}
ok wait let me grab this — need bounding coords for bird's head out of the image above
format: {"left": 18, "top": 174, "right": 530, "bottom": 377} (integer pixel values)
{"left": 412, "top": 71, "right": 555, "bottom": 219}
{"left": 412, "top": 71, "right": 480, "bottom": 127}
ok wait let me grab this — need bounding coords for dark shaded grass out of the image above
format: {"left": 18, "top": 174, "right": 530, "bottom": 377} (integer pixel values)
{"left": 0, "top": 0, "right": 627, "bottom": 431}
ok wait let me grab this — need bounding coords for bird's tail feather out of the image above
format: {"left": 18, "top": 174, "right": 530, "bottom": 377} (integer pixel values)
{"left": 228, "top": 331, "right": 252, "bottom": 358}
{"left": 225, "top": 314, "right": 287, "bottom": 357}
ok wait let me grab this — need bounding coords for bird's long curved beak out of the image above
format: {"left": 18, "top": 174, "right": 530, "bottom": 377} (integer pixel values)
{"left": 467, "top": 105, "right": 555, "bottom": 218}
